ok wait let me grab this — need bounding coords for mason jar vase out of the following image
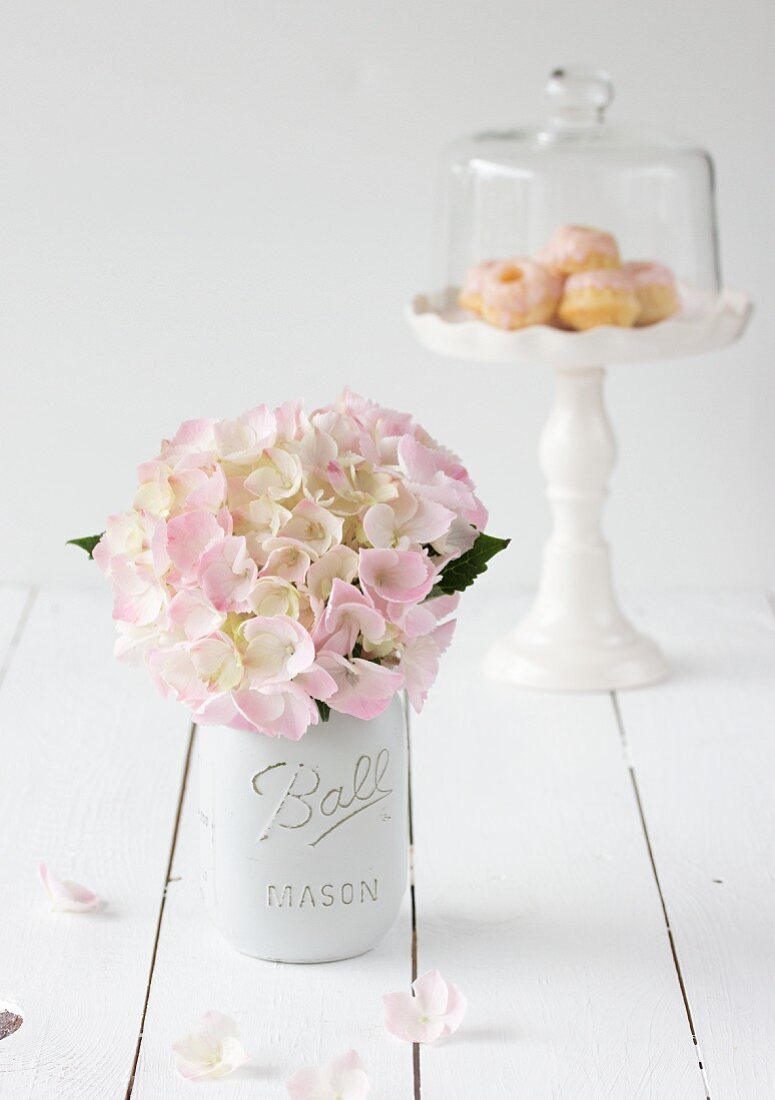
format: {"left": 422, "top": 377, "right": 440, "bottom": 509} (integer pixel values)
{"left": 197, "top": 694, "right": 408, "bottom": 963}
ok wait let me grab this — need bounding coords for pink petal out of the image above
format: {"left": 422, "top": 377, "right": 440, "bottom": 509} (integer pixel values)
{"left": 328, "top": 1050, "right": 370, "bottom": 1099}
{"left": 383, "top": 970, "right": 466, "bottom": 1044}
{"left": 109, "top": 558, "right": 166, "bottom": 626}
{"left": 382, "top": 990, "right": 416, "bottom": 1039}
{"left": 385, "top": 601, "right": 437, "bottom": 639}
{"left": 328, "top": 1049, "right": 366, "bottom": 1077}
{"left": 313, "top": 579, "right": 387, "bottom": 655}
{"left": 406, "top": 498, "right": 457, "bottom": 545}
{"left": 413, "top": 968, "right": 449, "bottom": 1016}
{"left": 184, "top": 463, "right": 228, "bottom": 511}
{"left": 214, "top": 405, "right": 276, "bottom": 463}
{"left": 382, "top": 990, "right": 441, "bottom": 1043}
{"left": 38, "top": 863, "right": 102, "bottom": 913}
{"left": 167, "top": 589, "right": 225, "bottom": 641}
{"left": 362, "top": 503, "right": 397, "bottom": 548}
{"left": 241, "top": 615, "right": 315, "bottom": 686}
{"left": 261, "top": 685, "right": 319, "bottom": 740}
{"left": 233, "top": 685, "right": 317, "bottom": 740}
{"left": 172, "top": 1011, "right": 248, "bottom": 1080}
{"left": 440, "top": 980, "right": 468, "bottom": 1038}
{"left": 293, "top": 662, "right": 338, "bottom": 701}
{"left": 326, "top": 459, "right": 351, "bottom": 497}
{"left": 286, "top": 1050, "right": 369, "bottom": 1100}
{"left": 170, "top": 417, "right": 218, "bottom": 448}
{"left": 401, "top": 619, "right": 456, "bottom": 713}
{"left": 319, "top": 654, "right": 403, "bottom": 720}
{"left": 423, "top": 593, "right": 460, "bottom": 622}
{"left": 199, "top": 536, "right": 257, "bottom": 612}
{"left": 359, "top": 549, "right": 435, "bottom": 604}
{"left": 231, "top": 688, "right": 286, "bottom": 733}
{"left": 194, "top": 691, "right": 241, "bottom": 727}
{"left": 166, "top": 511, "right": 223, "bottom": 575}
{"left": 286, "top": 1065, "right": 327, "bottom": 1099}
{"left": 259, "top": 545, "right": 312, "bottom": 586}
{"left": 397, "top": 434, "right": 441, "bottom": 484}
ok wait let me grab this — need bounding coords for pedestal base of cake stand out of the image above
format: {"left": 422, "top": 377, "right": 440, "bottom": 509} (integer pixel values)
{"left": 484, "top": 589, "right": 667, "bottom": 693}
{"left": 483, "top": 363, "right": 667, "bottom": 692}
{"left": 407, "top": 287, "right": 752, "bottom": 693}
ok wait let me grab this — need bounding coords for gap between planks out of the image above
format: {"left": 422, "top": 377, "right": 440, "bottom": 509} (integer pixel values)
{"left": 611, "top": 692, "right": 712, "bottom": 1100}
{"left": 405, "top": 692, "right": 421, "bottom": 1100}
{"left": 0, "top": 586, "right": 37, "bottom": 692}
{"left": 124, "top": 722, "right": 197, "bottom": 1100}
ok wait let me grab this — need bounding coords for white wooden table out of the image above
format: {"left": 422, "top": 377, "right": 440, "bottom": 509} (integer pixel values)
{"left": 0, "top": 587, "right": 773, "bottom": 1099}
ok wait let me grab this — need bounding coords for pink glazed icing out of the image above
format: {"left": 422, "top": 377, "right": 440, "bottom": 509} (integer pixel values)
{"left": 482, "top": 258, "right": 563, "bottom": 314}
{"left": 622, "top": 260, "right": 676, "bottom": 288}
{"left": 542, "top": 225, "right": 620, "bottom": 268}
{"left": 563, "top": 268, "right": 636, "bottom": 293}
{"left": 461, "top": 259, "right": 499, "bottom": 297}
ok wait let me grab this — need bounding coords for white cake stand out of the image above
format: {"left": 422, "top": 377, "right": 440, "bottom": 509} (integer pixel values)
{"left": 407, "top": 287, "right": 753, "bottom": 691}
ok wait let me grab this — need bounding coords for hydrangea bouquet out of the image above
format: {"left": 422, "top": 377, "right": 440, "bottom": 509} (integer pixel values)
{"left": 71, "top": 391, "right": 507, "bottom": 740}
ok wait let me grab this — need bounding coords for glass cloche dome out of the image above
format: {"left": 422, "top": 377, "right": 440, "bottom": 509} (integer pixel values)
{"left": 430, "top": 66, "right": 721, "bottom": 323}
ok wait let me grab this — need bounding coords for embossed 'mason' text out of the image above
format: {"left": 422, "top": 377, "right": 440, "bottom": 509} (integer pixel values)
{"left": 267, "top": 880, "right": 379, "bottom": 908}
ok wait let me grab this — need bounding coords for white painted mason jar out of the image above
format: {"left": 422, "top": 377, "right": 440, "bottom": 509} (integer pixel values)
{"left": 198, "top": 694, "right": 408, "bottom": 963}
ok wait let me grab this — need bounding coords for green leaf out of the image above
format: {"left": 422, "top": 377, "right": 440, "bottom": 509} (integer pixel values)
{"left": 432, "top": 532, "right": 510, "bottom": 595}
{"left": 317, "top": 700, "right": 331, "bottom": 722}
{"left": 66, "top": 533, "right": 104, "bottom": 560}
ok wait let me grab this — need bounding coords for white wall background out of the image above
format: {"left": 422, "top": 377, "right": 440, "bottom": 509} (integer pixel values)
{"left": 1, "top": 0, "right": 772, "bottom": 591}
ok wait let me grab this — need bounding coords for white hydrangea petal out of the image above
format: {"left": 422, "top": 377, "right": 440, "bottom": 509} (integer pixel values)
{"left": 38, "top": 864, "right": 102, "bottom": 913}
{"left": 172, "top": 1011, "right": 248, "bottom": 1081}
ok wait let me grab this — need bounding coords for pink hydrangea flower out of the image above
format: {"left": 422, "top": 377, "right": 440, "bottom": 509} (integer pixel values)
{"left": 168, "top": 588, "right": 226, "bottom": 640}
{"left": 383, "top": 969, "right": 467, "bottom": 1044}
{"left": 214, "top": 404, "right": 276, "bottom": 465}
{"left": 150, "top": 634, "right": 243, "bottom": 707}
{"left": 363, "top": 488, "right": 454, "bottom": 550}
{"left": 398, "top": 435, "right": 488, "bottom": 529}
{"left": 198, "top": 535, "right": 258, "bottom": 612}
{"left": 244, "top": 448, "right": 302, "bottom": 500}
{"left": 108, "top": 556, "right": 167, "bottom": 626}
{"left": 166, "top": 511, "right": 226, "bottom": 580}
{"left": 228, "top": 682, "right": 322, "bottom": 741}
{"left": 89, "top": 392, "right": 500, "bottom": 740}
{"left": 279, "top": 498, "right": 344, "bottom": 556}
{"left": 317, "top": 653, "right": 403, "bottom": 720}
{"left": 306, "top": 545, "right": 359, "bottom": 613}
{"left": 241, "top": 616, "right": 315, "bottom": 687}
{"left": 358, "top": 548, "right": 436, "bottom": 605}
{"left": 248, "top": 577, "right": 304, "bottom": 619}
{"left": 259, "top": 544, "right": 312, "bottom": 585}
{"left": 312, "top": 579, "right": 386, "bottom": 656}
{"left": 401, "top": 619, "right": 457, "bottom": 712}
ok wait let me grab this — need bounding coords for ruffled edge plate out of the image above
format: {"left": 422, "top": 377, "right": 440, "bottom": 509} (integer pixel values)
{"left": 406, "top": 286, "right": 753, "bottom": 367}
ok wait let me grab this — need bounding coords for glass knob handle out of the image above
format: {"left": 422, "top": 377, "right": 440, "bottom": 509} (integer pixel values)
{"left": 546, "top": 66, "right": 614, "bottom": 126}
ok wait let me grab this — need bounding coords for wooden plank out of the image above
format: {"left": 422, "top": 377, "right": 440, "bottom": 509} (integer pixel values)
{"left": 0, "top": 590, "right": 192, "bottom": 1100}
{"left": 616, "top": 591, "right": 775, "bottom": 1100}
{"left": 411, "top": 591, "right": 707, "bottom": 1099}
{"left": 130, "top": 732, "right": 415, "bottom": 1098}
